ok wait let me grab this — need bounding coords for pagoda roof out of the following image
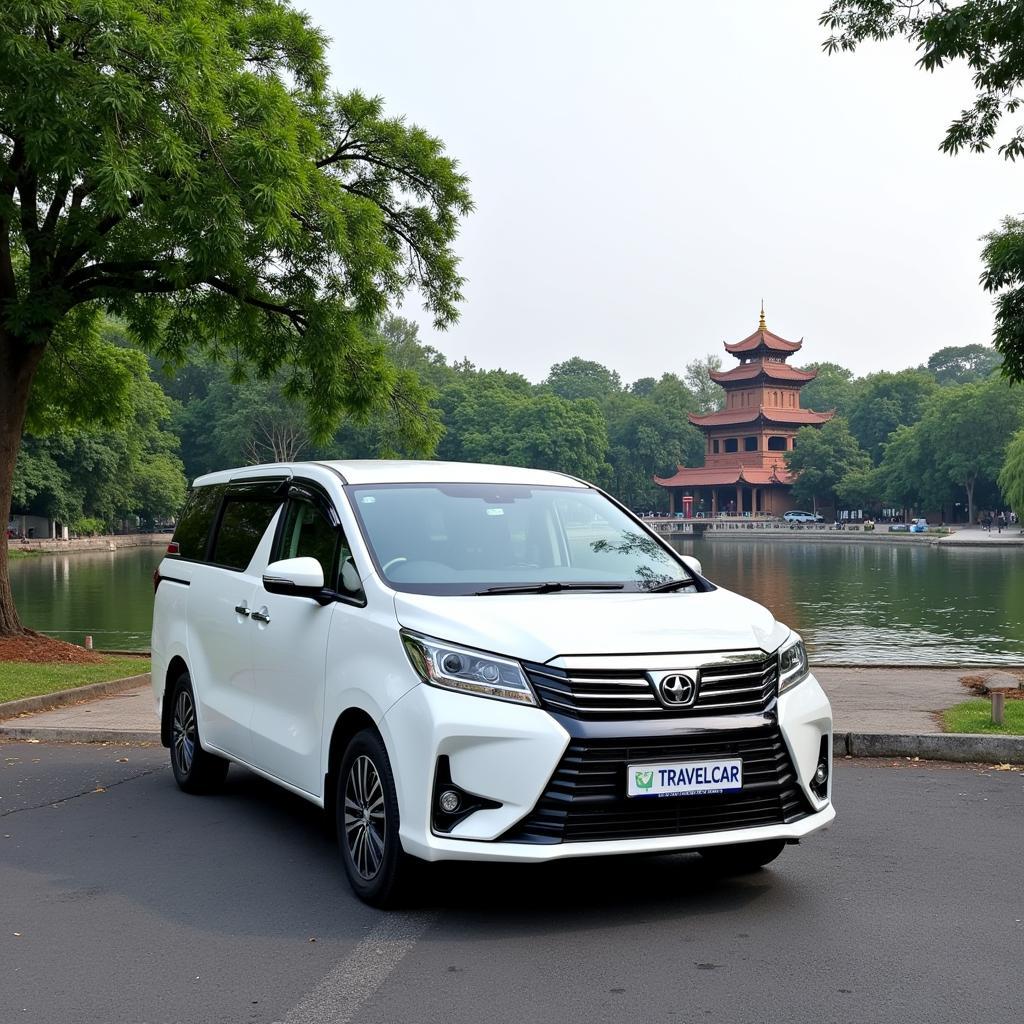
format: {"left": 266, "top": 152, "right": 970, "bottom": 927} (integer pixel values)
{"left": 654, "top": 464, "right": 793, "bottom": 488}
{"left": 688, "top": 407, "right": 835, "bottom": 428}
{"left": 724, "top": 328, "right": 803, "bottom": 355}
{"left": 709, "top": 361, "right": 817, "bottom": 385}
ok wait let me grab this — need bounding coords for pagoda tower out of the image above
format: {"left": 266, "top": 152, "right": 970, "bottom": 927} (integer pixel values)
{"left": 654, "top": 307, "right": 834, "bottom": 517}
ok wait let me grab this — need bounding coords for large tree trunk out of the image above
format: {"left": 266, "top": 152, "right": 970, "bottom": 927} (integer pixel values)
{"left": 965, "top": 475, "right": 976, "bottom": 527}
{"left": 0, "top": 332, "right": 46, "bottom": 636}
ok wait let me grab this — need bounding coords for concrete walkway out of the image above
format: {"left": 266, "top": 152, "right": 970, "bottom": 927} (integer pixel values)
{"left": 0, "top": 666, "right": 1003, "bottom": 739}
{"left": 934, "top": 524, "right": 1024, "bottom": 547}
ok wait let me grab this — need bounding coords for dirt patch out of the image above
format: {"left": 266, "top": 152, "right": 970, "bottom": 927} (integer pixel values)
{"left": 960, "top": 670, "right": 1024, "bottom": 700}
{"left": 0, "top": 630, "right": 104, "bottom": 665}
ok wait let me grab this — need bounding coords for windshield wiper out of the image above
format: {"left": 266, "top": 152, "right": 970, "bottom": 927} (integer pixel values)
{"left": 475, "top": 582, "right": 625, "bottom": 596}
{"left": 646, "top": 578, "right": 695, "bottom": 593}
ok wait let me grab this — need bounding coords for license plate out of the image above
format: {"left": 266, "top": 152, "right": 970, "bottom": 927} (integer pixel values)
{"left": 627, "top": 758, "right": 743, "bottom": 798}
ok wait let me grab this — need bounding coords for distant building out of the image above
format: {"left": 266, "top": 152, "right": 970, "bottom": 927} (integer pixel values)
{"left": 655, "top": 308, "right": 834, "bottom": 516}
{"left": 6, "top": 513, "right": 69, "bottom": 540}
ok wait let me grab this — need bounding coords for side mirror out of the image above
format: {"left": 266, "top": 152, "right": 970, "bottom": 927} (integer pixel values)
{"left": 263, "top": 557, "right": 326, "bottom": 600}
{"left": 680, "top": 554, "right": 703, "bottom": 577}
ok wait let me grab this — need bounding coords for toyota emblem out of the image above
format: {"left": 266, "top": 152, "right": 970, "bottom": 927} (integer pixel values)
{"left": 657, "top": 673, "right": 697, "bottom": 707}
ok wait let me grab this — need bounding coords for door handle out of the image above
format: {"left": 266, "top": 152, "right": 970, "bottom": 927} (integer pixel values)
{"left": 234, "top": 604, "right": 251, "bottom": 617}
{"left": 251, "top": 609, "right": 271, "bottom": 624}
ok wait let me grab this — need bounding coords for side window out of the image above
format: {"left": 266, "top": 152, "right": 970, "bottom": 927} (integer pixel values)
{"left": 278, "top": 498, "right": 364, "bottom": 599}
{"left": 172, "top": 485, "right": 225, "bottom": 560}
{"left": 211, "top": 498, "right": 281, "bottom": 571}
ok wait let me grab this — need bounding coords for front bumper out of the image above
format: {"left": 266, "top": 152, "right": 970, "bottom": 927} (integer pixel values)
{"left": 380, "top": 672, "right": 833, "bottom": 864}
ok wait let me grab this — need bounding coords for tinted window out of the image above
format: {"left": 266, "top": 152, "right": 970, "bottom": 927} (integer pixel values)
{"left": 172, "top": 486, "right": 225, "bottom": 560}
{"left": 279, "top": 500, "right": 339, "bottom": 579}
{"left": 211, "top": 499, "right": 281, "bottom": 571}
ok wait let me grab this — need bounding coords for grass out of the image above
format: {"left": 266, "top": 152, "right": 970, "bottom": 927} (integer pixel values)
{"left": 0, "top": 657, "right": 150, "bottom": 704}
{"left": 6, "top": 549, "right": 44, "bottom": 560}
{"left": 942, "top": 698, "right": 1024, "bottom": 736}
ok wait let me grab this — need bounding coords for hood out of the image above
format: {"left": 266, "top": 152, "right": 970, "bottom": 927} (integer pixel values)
{"left": 392, "top": 587, "right": 789, "bottom": 664}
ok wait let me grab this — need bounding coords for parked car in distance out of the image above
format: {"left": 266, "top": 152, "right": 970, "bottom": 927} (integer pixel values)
{"left": 909, "top": 518, "right": 929, "bottom": 533}
{"left": 783, "top": 510, "right": 823, "bottom": 523}
{"left": 888, "top": 523, "right": 910, "bottom": 532}
{"left": 151, "top": 460, "right": 835, "bottom": 906}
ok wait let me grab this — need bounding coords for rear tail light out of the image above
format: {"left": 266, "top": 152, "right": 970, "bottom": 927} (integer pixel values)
{"left": 166, "top": 541, "right": 179, "bottom": 554}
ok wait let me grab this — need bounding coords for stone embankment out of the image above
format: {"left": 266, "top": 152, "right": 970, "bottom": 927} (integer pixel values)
{"left": 7, "top": 532, "right": 169, "bottom": 555}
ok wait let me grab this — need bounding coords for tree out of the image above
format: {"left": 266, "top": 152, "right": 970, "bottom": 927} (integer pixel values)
{"left": 835, "top": 464, "right": 880, "bottom": 512}
{"left": 684, "top": 354, "right": 724, "bottom": 414}
{"left": 998, "top": 427, "right": 1024, "bottom": 515}
{"left": 13, "top": 350, "right": 187, "bottom": 528}
{"left": 847, "top": 369, "right": 936, "bottom": 463}
{"left": 913, "top": 378, "right": 1024, "bottom": 524}
{"left": 799, "top": 361, "right": 857, "bottom": 416}
{"left": 785, "top": 418, "right": 871, "bottom": 513}
{"left": 0, "top": 1, "right": 471, "bottom": 634}
{"left": 545, "top": 358, "right": 622, "bottom": 402}
{"left": 927, "top": 344, "right": 1002, "bottom": 385}
{"left": 604, "top": 391, "right": 703, "bottom": 510}
{"left": 819, "top": 1, "right": 1024, "bottom": 382}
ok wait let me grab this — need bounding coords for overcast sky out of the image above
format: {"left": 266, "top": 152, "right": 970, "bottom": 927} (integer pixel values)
{"left": 304, "top": 0, "right": 1021, "bottom": 383}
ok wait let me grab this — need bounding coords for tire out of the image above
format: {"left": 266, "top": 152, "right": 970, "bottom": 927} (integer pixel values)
{"left": 698, "top": 838, "right": 786, "bottom": 874}
{"left": 168, "top": 672, "right": 229, "bottom": 794}
{"left": 337, "top": 729, "right": 414, "bottom": 907}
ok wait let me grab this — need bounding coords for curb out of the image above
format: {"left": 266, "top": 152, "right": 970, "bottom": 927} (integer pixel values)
{"left": 836, "top": 731, "right": 1024, "bottom": 764}
{"left": 0, "top": 726, "right": 159, "bottom": 744}
{"left": 0, "top": 673, "right": 151, "bottom": 722}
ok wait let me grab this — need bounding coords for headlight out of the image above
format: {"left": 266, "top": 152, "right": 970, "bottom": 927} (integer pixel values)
{"left": 778, "top": 633, "right": 809, "bottom": 694}
{"left": 401, "top": 632, "right": 537, "bottom": 705}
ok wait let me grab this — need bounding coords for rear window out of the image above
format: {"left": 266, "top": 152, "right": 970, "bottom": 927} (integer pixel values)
{"left": 172, "top": 486, "right": 225, "bottom": 560}
{"left": 210, "top": 497, "right": 281, "bottom": 571}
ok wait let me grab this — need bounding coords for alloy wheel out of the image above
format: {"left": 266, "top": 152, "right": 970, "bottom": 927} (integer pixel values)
{"left": 172, "top": 688, "right": 196, "bottom": 775}
{"left": 344, "top": 754, "right": 387, "bottom": 879}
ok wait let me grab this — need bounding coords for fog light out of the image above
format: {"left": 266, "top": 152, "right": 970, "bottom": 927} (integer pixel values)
{"left": 439, "top": 789, "right": 461, "bottom": 814}
{"left": 814, "top": 764, "right": 828, "bottom": 785}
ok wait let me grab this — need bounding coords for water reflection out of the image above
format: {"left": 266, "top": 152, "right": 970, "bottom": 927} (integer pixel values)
{"left": 8, "top": 540, "right": 1024, "bottom": 664}
{"left": 669, "top": 539, "right": 1024, "bottom": 665}
{"left": 10, "top": 547, "right": 161, "bottom": 650}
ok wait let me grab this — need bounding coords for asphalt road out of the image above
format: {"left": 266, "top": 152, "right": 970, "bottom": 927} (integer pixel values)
{"left": 1, "top": 743, "right": 1021, "bottom": 1024}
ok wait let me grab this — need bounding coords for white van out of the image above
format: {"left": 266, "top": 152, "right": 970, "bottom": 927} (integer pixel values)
{"left": 152, "top": 460, "right": 834, "bottom": 905}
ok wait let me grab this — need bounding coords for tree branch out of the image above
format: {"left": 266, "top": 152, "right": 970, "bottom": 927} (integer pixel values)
{"left": 53, "top": 192, "right": 147, "bottom": 277}
{"left": 206, "top": 277, "right": 308, "bottom": 330}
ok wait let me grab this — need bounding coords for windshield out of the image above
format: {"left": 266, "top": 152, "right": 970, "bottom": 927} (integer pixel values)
{"left": 347, "top": 483, "right": 696, "bottom": 595}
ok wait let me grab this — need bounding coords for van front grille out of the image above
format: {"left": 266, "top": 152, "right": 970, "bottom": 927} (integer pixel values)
{"left": 523, "top": 657, "right": 778, "bottom": 720}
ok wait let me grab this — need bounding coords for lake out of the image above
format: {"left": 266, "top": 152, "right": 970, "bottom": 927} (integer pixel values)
{"left": 9, "top": 541, "right": 1024, "bottom": 665}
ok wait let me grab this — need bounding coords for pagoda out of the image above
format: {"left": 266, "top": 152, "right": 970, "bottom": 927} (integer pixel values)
{"left": 654, "top": 307, "right": 834, "bottom": 517}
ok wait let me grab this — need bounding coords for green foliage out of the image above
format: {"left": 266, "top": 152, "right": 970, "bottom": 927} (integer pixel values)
{"left": 684, "top": 355, "right": 724, "bottom": 414}
{"left": 834, "top": 464, "right": 880, "bottom": 510}
{"left": 820, "top": 1, "right": 1024, "bottom": 159}
{"left": 847, "top": 369, "right": 937, "bottom": 463}
{"left": 877, "top": 377, "right": 1024, "bottom": 521}
{"left": 875, "top": 424, "right": 928, "bottom": 511}
{"left": 435, "top": 364, "right": 609, "bottom": 482}
{"left": 785, "top": 417, "right": 871, "bottom": 511}
{"left": 819, "top": 2, "right": 1024, "bottom": 383}
{"left": 926, "top": 344, "right": 1002, "bottom": 385}
{"left": 72, "top": 517, "right": 106, "bottom": 537}
{"left": 13, "top": 339, "right": 187, "bottom": 526}
{"left": 545, "top": 358, "right": 622, "bottom": 402}
{"left": 998, "top": 427, "right": 1024, "bottom": 513}
{"left": 604, "top": 379, "right": 704, "bottom": 510}
{"left": 799, "top": 361, "right": 857, "bottom": 416}
{"left": 981, "top": 217, "right": 1024, "bottom": 383}
{"left": 0, "top": 0, "right": 471, "bottom": 436}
